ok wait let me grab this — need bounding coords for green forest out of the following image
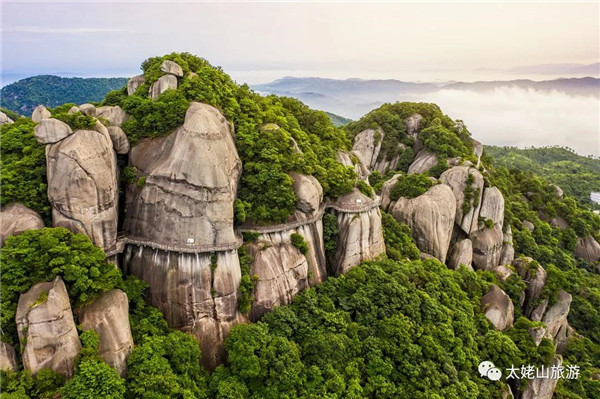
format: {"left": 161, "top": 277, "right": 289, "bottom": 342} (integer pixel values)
{"left": 1, "top": 53, "right": 599, "bottom": 398}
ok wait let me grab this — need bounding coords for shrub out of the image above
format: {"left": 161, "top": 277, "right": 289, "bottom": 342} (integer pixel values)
{"left": 356, "top": 180, "right": 373, "bottom": 198}
{"left": 389, "top": 173, "right": 434, "bottom": 201}
{"left": 290, "top": 233, "right": 309, "bottom": 255}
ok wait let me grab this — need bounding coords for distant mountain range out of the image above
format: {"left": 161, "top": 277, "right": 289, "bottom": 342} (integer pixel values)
{"left": 253, "top": 76, "right": 600, "bottom": 119}
{"left": 1, "top": 75, "right": 127, "bottom": 115}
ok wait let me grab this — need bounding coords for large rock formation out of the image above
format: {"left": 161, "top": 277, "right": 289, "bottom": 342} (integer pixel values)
{"left": 330, "top": 189, "right": 385, "bottom": 275}
{"left": 161, "top": 60, "right": 184, "bottom": 77}
{"left": 481, "top": 284, "right": 514, "bottom": 331}
{"left": 16, "top": 277, "right": 81, "bottom": 377}
{"left": 107, "top": 126, "right": 131, "bottom": 154}
{"left": 290, "top": 172, "right": 322, "bottom": 214}
{"left": 478, "top": 187, "right": 504, "bottom": 227}
{"left": 124, "top": 102, "right": 241, "bottom": 250}
{"left": 521, "top": 356, "right": 562, "bottom": 399}
{"left": 391, "top": 184, "right": 456, "bottom": 262}
{"left": 0, "top": 342, "right": 17, "bottom": 372}
{"left": 380, "top": 173, "right": 401, "bottom": 211}
{"left": 127, "top": 74, "right": 145, "bottom": 95}
{"left": 125, "top": 247, "right": 244, "bottom": 370}
{"left": 352, "top": 128, "right": 383, "bottom": 171}
{"left": 0, "top": 203, "right": 44, "bottom": 246}
{"left": 440, "top": 166, "right": 484, "bottom": 235}
{"left": 407, "top": 150, "right": 437, "bottom": 174}
{"left": 77, "top": 289, "right": 134, "bottom": 377}
{"left": 149, "top": 75, "right": 178, "bottom": 99}
{"left": 96, "top": 106, "right": 129, "bottom": 127}
{"left": 78, "top": 103, "right": 96, "bottom": 116}
{"left": 574, "top": 236, "right": 600, "bottom": 264}
{"left": 46, "top": 127, "right": 118, "bottom": 254}
{"left": 447, "top": 238, "right": 473, "bottom": 270}
{"left": 31, "top": 105, "right": 51, "bottom": 122}
{"left": 0, "top": 111, "right": 14, "bottom": 125}
{"left": 513, "top": 257, "right": 548, "bottom": 319}
{"left": 124, "top": 102, "right": 243, "bottom": 369}
{"left": 336, "top": 151, "right": 369, "bottom": 180}
{"left": 470, "top": 224, "right": 504, "bottom": 270}
{"left": 34, "top": 118, "right": 73, "bottom": 144}
{"left": 542, "top": 291, "right": 572, "bottom": 349}
{"left": 499, "top": 225, "right": 515, "bottom": 265}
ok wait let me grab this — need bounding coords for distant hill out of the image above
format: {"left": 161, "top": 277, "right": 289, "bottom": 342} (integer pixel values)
{"left": 486, "top": 145, "right": 600, "bottom": 207}
{"left": 1, "top": 75, "right": 127, "bottom": 115}
{"left": 325, "top": 112, "right": 352, "bottom": 126}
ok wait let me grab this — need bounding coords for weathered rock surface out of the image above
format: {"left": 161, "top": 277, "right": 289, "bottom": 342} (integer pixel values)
{"left": 481, "top": 284, "right": 514, "bottom": 331}
{"left": 512, "top": 256, "right": 548, "bottom": 319}
{"left": 479, "top": 187, "right": 504, "bottom": 228}
{"left": 542, "top": 291, "right": 572, "bottom": 346}
{"left": 448, "top": 238, "right": 473, "bottom": 270}
{"left": 124, "top": 102, "right": 241, "bottom": 250}
{"left": 149, "top": 74, "right": 177, "bottom": 99}
{"left": 471, "top": 138, "right": 483, "bottom": 166}
{"left": 0, "top": 342, "right": 17, "bottom": 372}
{"left": 529, "top": 326, "right": 548, "bottom": 346}
{"left": 107, "top": 126, "right": 131, "bottom": 154}
{"left": 127, "top": 74, "right": 145, "bottom": 95}
{"left": 521, "top": 356, "right": 562, "bottom": 399}
{"left": 380, "top": 173, "right": 401, "bottom": 211}
{"left": 574, "top": 236, "right": 600, "bottom": 264}
{"left": 549, "top": 216, "right": 569, "bottom": 229}
{"left": 16, "top": 277, "right": 81, "bottom": 377}
{"left": 31, "top": 105, "right": 51, "bottom": 122}
{"left": 405, "top": 113, "right": 423, "bottom": 137}
{"left": 352, "top": 128, "right": 383, "bottom": 171}
{"left": 494, "top": 265, "right": 514, "bottom": 282}
{"left": 331, "top": 189, "right": 385, "bottom": 275}
{"left": 78, "top": 103, "right": 96, "bottom": 116}
{"left": 391, "top": 184, "right": 456, "bottom": 262}
{"left": 407, "top": 150, "right": 438, "bottom": 174}
{"left": 34, "top": 118, "right": 73, "bottom": 144}
{"left": 440, "top": 166, "right": 484, "bottom": 234}
{"left": 46, "top": 128, "right": 118, "bottom": 253}
{"left": 290, "top": 172, "right": 322, "bottom": 214}
{"left": 247, "top": 221, "right": 326, "bottom": 321}
{"left": 77, "top": 289, "right": 133, "bottom": 377}
{"left": 0, "top": 203, "right": 44, "bottom": 246}
{"left": 96, "top": 106, "right": 130, "bottom": 127}
{"left": 499, "top": 225, "right": 515, "bottom": 265}
{"left": 0, "top": 111, "right": 14, "bottom": 125}
{"left": 67, "top": 106, "right": 80, "bottom": 114}
{"left": 336, "top": 150, "right": 369, "bottom": 180}
{"left": 470, "top": 224, "right": 504, "bottom": 270}
{"left": 161, "top": 60, "right": 184, "bottom": 77}
{"left": 125, "top": 247, "right": 245, "bottom": 370}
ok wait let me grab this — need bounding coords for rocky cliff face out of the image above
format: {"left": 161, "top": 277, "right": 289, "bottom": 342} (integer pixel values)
{"left": 440, "top": 166, "right": 485, "bottom": 235}
{"left": 0, "top": 203, "right": 44, "bottom": 247}
{"left": 16, "top": 277, "right": 81, "bottom": 377}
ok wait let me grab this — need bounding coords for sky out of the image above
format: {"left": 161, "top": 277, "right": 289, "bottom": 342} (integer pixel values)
{"left": 1, "top": 1, "right": 599, "bottom": 155}
{"left": 2, "top": 1, "right": 599, "bottom": 85}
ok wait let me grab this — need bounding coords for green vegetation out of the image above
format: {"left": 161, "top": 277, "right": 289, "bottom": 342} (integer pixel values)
{"left": 290, "top": 233, "right": 309, "bottom": 255}
{"left": 0, "top": 228, "right": 121, "bottom": 347}
{"left": 389, "top": 173, "right": 434, "bottom": 201}
{"left": 111, "top": 53, "right": 357, "bottom": 224}
{"left": 53, "top": 111, "right": 97, "bottom": 130}
{"left": 356, "top": 179, "right": 373, "bottom": 198}
{"left": 1, "top": 107, "right": 21, "bottom": 121}
{"left": 486, "top": 145, "right": 600, "bottom": 208}
{"left": 325, "top": 111, "right": 352, "bottom": 127}
{"left": 381, "top": 212, "right": 420, "bottom": 261}
{"left": 237, "top": 245, "right": 257, "bottom": 315}
{"left": 419, "top": 118, "right": 474, "bottom": 161}
{"left": 0, "top": 75, "right": 127, "bottom": 115}
{"left": 0, "top": 119, "right": 50, "bottom": 222}
{"left": 323, "top": 212, "right": 339, "bottom": 260}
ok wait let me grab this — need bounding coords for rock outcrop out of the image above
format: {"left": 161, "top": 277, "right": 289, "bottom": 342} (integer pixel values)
{"left": 542, "top": 291, "right": 572, "bottom": 348}
{"left": 124, "top": 102, "right": 241, "bottom": 250}
{"left": 0, "top": 203, "right": 44, "bottom": 246}
{"left": 352, "top": 128, "right": 383, "bottom": 171}
{"left": 0, "top": 342, "right": 17, "bottom": 372}
{"left": 330, "top": 189, "right": 385, "bottom": 275}
{"left": 479, "top": 187, "right": 504, "bottom": 227}
{"left": 127, "top": 74, "right": 145, "bottom": 95}
{"left": 405, "top": 113, "right": 423, "bottom": 137}
{"left": 336, "top": 151, "right": 369, "bottom": 180}
{"left": 513, "top": 257, "right": 547, "bottom": 318}
{"left": 440, "top": 166, "right": 484, "bottom": 235}
{"left": 549, "top": 216, "right": 569, "bottom": 229}
{"left": 391, "top": 184, "right": 456, "bottom": 262}
{"left": 290, "top": 172, "right": 322, "bottom": 214}
{"left": 161, "top": 60, "right": 184, "bottom": 77}
{"left": 0, "top": 111, "right": 14, "bottom": 125}
{"left": 521, "top": 356, "right": 562, "bottom": 399}
{"left": 46, "top": 127, "right": 118, "bottom": 254}
{"left": 470, "top": 224, "right": 504, "bottom": 270}
{"left": 16, "top": 277, "right": 81, "bottom": 377}
{"left": 31, "top": 105, "right": 51, "bottom": 122}
{"left": 447, "top": 238, "right": 473, "bottom": 270}
{"left": 124, "top": 102, "right": 243, "bottom": 369}
{"left": 77, "top": 289, "right": 134, "bottom": 377}
{"left": 380, "top": 173, "right": 401, "bottom": 211}
{"left": 125, "top": 247, "right": 245, "bottom": 370}
{"left": 523, "top": 220, "right": 535, "bottom": 232}
{"left": 481, "top": 284, "right": 514, "bottom": 331}
{"left": 107, "top": 126, "right": 131, "bottom": 154}
{"left": 499, "top": 225, "right": 515, "bottom": 265}
{"left": 96, "top": 106, "right": 129, "bottom": 127}
{"left": 78, "top": 103, "right": 96, "bottom": 116}
{"left": 574, "top": 236, "right": 600, "bottom": 264}
{"left": 149, "top": 75, "right": 178, "bottom": 99}
{"left": 407, "top": 150, "right": 437, "bottom": 174}
{"left": 34, "top": 118, "right": 73, "bottom": 144}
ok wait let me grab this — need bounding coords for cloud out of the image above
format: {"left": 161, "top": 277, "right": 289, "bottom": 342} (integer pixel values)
{"left": 416, "top": 88, "right": 600, "bottom": 156}
{"left": 3, "top": 26, "right": 135, "bottom": 34}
